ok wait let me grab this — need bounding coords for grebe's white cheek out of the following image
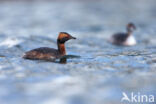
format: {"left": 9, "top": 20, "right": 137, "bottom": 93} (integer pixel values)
{"left": 124, "top": 35, "right": 137, "bottom": 46}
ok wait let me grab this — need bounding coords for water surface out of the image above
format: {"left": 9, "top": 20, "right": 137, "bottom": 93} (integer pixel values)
{"left": 0, "top": 0, "right": 156, "bottom": 104}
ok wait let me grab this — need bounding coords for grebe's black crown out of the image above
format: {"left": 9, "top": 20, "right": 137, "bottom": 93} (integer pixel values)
{"left": 59, "top": 32, "right": 70, "bottom": 35}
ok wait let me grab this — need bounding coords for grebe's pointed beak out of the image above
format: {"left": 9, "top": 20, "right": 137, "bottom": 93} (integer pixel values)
{"left": 69, "top": 35, "right": 76, "bottom": 39}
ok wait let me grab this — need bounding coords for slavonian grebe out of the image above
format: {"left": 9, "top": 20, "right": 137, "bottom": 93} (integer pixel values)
{"left": 109, "top": 23, "right": 137, "bottom": 46}
{"left": 23, "top": 32, "right": 76, "bottom": 61}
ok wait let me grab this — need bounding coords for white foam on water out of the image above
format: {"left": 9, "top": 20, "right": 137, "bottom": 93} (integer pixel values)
{"left": 0, "top": 38, "right": 23, "bottom": 48}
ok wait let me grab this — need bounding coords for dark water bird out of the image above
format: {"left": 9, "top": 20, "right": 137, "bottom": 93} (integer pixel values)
{"left": 23, "top": 32, "right": 76, "bottom": 61}
{"left": 109, "top": 23, "right": 137, "bottom": 46}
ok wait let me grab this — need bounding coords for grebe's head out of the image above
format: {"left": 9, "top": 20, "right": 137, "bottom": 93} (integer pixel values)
{"left": 127, "top": 23, "right": 136, "bottom": 33}
{"left": 57, "top": 32, "right": 76, "bottom": 44}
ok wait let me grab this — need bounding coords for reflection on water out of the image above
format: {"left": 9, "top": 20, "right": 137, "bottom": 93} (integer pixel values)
{"left": 0, "top": 0, "right": 156, "bottom": 104}
{"left": 28, "top": 55, "right": 81, "bottom": 64}
{"left": 58, "top": 55, "right": 81, "bottom": 64}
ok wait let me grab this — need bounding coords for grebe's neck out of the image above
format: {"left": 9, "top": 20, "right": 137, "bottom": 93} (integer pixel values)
{"left": 57, "top": 42, "right": 66, "bottom": 55}
{"left": 127, "top": 31, "right": 132, "bottom": 36}
{"left": 127, "top": 28, "right": 133, "bottom": 36}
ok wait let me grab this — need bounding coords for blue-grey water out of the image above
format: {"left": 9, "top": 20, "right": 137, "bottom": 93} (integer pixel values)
{"left": 0, "top": 0, "right": 156, "bottom": 104}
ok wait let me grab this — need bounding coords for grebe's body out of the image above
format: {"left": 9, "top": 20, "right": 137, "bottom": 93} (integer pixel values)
{"left": 110, "top": 33, "right": 136, "bottom": 46}
{"left": 23, "top": 47, "right": 61, "bottom": 60}
{"left": 110, "top": 23, "right": 137, "bottom": 46}
{"left": 23, "top": 32, "right": 76, "bottom": 60}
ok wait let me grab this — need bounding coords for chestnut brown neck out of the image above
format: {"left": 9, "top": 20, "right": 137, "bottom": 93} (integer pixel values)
{"left": 57, "top": 43, "right": 66, "bottom": 56}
